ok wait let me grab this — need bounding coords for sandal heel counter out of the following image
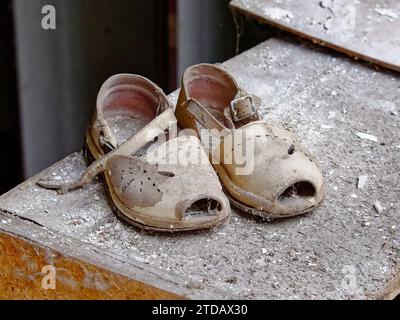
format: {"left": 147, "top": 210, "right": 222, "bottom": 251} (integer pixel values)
{"left": 175, "top": 88, "right": 198, "bottom": 133}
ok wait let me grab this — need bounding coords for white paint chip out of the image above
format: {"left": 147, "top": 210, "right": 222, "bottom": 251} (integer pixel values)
{"left": 374, "top": 201, "right": 384, "bottom": 214}
{"left": 356, "top": 132, "right": 378, "bottom": 142}
{"left": 357, "top": 175, "right": 368, "bottom": 189}
{"left": 328, "top": 111, "right": 336, "bottom": 119}
{"left": 263, "top": 7, "right": 294, "bottom": 20}
{"left": 256, "top": 258, "right": 267, "bottom": 267}
{"left": 351, "top": 193, "right": 357, "bottom": 199}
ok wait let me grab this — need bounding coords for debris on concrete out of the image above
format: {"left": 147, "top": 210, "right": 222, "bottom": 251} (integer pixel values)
{"left": 374, "top": 8, "right": 399, "bottom": 20}
{"left": 351, "top": 193, "right": 357, "bottom": 199}
{"left": 319, "top": 0, "right": 333, "bottom": 10}
{"left": 323, "top": 17, "right": 333, "bottom": 31}
{"left": 263, "top": 7, "right": 294, "bottom": 21}
{"left": 374, "top": 201, "right": 384, "bottom": 214}
{"left": 357, "top": 175, "right": 368, "bottom": 189}
{"left": 356, "top": 132, "right": 378, "bottom": 142}
{"left": 375, "top": 99, "right": 398, "bottom": 115}
{"left": 186, "top": 281, "right": 205, "bottom": 290}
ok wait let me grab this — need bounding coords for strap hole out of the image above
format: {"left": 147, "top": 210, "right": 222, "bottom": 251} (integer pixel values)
{"left": 158, "top": 171, "right": 175, "bottom": 178}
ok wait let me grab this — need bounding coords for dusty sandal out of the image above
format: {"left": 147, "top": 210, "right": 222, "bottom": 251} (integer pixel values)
{"left": 175, "top": 64, "right": 325, "bottom": 219}
{"left": 38, "top": 74, "right": 230, "bottom": 232}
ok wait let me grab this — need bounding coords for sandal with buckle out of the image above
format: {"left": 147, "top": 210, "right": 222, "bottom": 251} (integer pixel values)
{"left": 175, "top": 64, "right": 325, "bottom": 219}
{"left": 38, "top": 74, "right": 230, "bottom": 232}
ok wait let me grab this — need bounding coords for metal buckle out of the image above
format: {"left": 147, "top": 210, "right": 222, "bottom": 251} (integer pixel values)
{"left": 229, "top": 95, "right": 258, "bottom": 123}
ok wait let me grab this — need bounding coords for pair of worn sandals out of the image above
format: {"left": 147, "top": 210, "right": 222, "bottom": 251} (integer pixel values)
{"left": 38, "top": 64, "right": 325, "bottom": 232}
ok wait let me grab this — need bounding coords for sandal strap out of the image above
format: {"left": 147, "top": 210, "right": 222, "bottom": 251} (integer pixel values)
{"left": 186, "top": 98, "right": 226, "bottom": 133}
{"left": 224, "top": 92, "right": 261, "bottom": 128}
{"left": 38, "top": 109, "right": 177, "bottom": 194}
{"left": 186, "top": 94, "right": 261, "bottom": 133}
{"left": 93, "top": 117, "right": 119, "bottom": 151}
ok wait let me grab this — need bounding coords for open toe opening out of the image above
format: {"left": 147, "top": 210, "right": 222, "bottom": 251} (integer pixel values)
{"left": 279, "top": 181, "right": 316, "bottom": 200}
{"left": 182, "top": 198, "right": 223, "bottom": 219}
{"left": 277, "top": 181, "right": 317, "bottom": 212}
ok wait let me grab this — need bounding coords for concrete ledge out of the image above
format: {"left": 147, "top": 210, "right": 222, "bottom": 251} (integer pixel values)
{"left": 230, "top": 0, "right": 400, "bottom": 72}
{"left": 1, "top": 38, "right": 400, "bottom": 299}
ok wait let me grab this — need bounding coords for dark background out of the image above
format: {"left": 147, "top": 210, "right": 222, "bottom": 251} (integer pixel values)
{"left": 0, "top": 0, "right": 239, "bottom": 194}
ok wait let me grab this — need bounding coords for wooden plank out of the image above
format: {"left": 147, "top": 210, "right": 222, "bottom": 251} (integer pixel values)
{"left": 1, "top": 38, "right": 400, "bottom": 299}
{"left": 0, "top": 220, "right": 181, "bottom": 300}
{"left": 230, "top": 0, "right": 400, "bottom": 72}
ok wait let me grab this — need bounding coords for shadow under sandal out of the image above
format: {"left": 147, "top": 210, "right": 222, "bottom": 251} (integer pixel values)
{"left": 175, "top": 64, "right": 325, "bottom": 219}
{"left": 38, "top": 74, "right": 230, "bottom": 232}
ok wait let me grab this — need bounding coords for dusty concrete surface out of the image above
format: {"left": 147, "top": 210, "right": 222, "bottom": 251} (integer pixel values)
{"left": 231, "top": 0, "right": 400, "bottom": 72}
{"left": 1, "top": 38, "right": 400, "bottom": 299}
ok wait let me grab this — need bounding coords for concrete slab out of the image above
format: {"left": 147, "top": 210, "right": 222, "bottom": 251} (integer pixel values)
{"left": 230, "top": 0, "right": 400, "bottom": 73}
{"left": 1, "top": 38, "right": 400, "bottom": 299}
